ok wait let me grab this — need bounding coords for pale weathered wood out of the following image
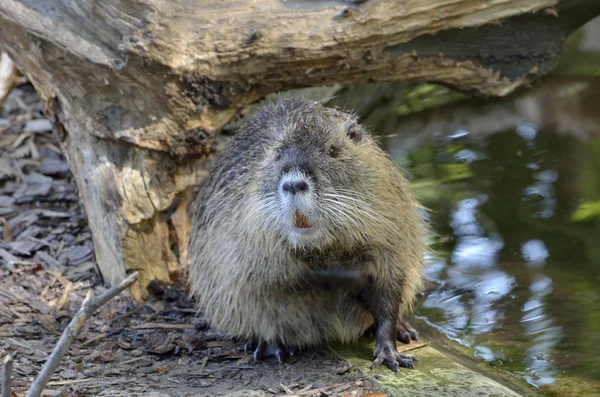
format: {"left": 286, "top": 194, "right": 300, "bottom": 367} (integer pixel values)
{"left": 0, "top": 0, "right": 598, "bottom": 294}
{"left": 0, "top": 52, "right": 20, "bottom": 107}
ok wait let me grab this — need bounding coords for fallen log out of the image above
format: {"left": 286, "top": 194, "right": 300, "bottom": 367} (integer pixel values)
{"left": 0, "top": 0, "right": 598, "bottom": 296}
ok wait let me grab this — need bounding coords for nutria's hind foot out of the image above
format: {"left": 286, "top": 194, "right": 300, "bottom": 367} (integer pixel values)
{"left": 396, "top": 318, "right": 419, "bottom": 344}
{"left": 371, "top": 340, "right": 418, "bottom": 372}
{"left": 243, "top": 339, "right": 297, "bottom": 364}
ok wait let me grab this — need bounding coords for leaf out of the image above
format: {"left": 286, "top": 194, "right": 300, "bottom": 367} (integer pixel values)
{"left": 571, "top": 200, "right": 600, "bottom": 222}
{"left": 439, "top": 163, "right": 474, "bottom": 182}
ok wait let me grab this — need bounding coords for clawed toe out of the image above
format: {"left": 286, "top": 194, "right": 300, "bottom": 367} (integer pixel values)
{"left": 372, "top": 345, "right": 418, "bottom": 372}
{"left": 252, "top": 340, "right": 267, "bottom": 363}
{"left": 242, "top": 340, "right": 257, "bottom": 355}
{"left": 244, "top": 340, "right": 296, "bottom": 364}
{"left": 397, "top": 353, "right": 417, "bottom": 369}
{"left": 275, "top": 347, "right": 285, "bottom": 364}
{"left": 396, "top": 319, "right": 419, "bottom": 344}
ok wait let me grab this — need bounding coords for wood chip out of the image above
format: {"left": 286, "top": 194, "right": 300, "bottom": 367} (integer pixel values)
{"left": 39, "top": 158, "right": 70, "bottom": 176}
{"left": 24, "top": 172, "right": 53, "bottom": 185}
{"left": 280, "top": 383, "right": 294, "bottom": 395}
{"left": 66, "top": 244, "right": 93, "bottom": 266}
{"left": 35, "top": 251, "right": 65, "bottom": 272}
{"left": 0, "top": 248, "right": 19, "bottom": 263}
{"left": 0, "top": 195, "right": 15, "bottom": 207}
{"left": 142, "top": 332, "right": 177, "bottom": 355}
{"left": 24, "top": 119, "right": 53, "bottom": 133}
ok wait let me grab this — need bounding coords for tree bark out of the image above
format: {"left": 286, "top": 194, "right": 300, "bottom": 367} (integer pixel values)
{"left": 0, "top": 0, "right": 598, "bottom": 296}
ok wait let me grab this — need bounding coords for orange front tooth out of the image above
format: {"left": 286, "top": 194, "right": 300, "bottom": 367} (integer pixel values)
{"left": 295, "top": 211, "right": 311, "bottom": 228}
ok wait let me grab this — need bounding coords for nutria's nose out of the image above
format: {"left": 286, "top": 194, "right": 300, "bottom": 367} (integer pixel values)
{"left": 282, "top": 180, "right": 309, "bottom": 195}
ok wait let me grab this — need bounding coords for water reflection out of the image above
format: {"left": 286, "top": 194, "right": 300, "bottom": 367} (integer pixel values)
{"left": 521, "top": 240, "right": 549, "bottom": 268}
{"left": 521, "top": 276, "right": 562, "bottom": 387}
{"left": 516, "top": 119, "right": 539, "bottom": 143}
{"left": 421, "top": 195, "right": 512, "bottom": 343}
{"left": 379, "top": 78, "right": 600, "bottom": 391}
{"left": 524, "top": 170, "right": 558, "bottom": 219}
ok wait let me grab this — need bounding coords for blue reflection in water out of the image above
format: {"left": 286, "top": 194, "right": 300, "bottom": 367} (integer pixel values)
{"left": 421, "top": 196, "right": 512, "bottom": 342}
{"left": 414, "top": 124, "right": 567, "bottom": 388}
{"left": 516, "top": 119, "right": 539, "bottom": 143}
{"left": 524, "top": 170, "right": 559, "bottom": 219}
{"left": 520, "top": 274, "right": 563, "bottom": 386}
{"left": 521, "top": 240, "right": 549, "bottom": 269}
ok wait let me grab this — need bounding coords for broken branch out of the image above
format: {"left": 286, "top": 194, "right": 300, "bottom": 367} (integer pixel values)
{"left": 1, "top": 355, "right": 13, "bottom": 397}
{"left": 24, "top": 272, "right": 139, "bottom": 397}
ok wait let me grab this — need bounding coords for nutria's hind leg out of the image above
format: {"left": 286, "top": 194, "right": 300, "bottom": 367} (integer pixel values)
{"left": 396, "top": 318, "right": 419, "bottom": 344}
{"left": 356, "top": 265, "right": 420, "bottom": 372}
{"left": 242, "top": 339, "right": 298, "bottom": 364}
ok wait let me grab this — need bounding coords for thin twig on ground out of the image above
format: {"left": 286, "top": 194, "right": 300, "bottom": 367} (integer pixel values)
{"left": 1, "top": 355, "right": 13, "bottom": 397}
{"left": 397, "top": 341, "right": 429, "bottom": 353}
{"left": 24, "top": 272, "right": 139, "bottom": 397}
{"left": 130, "top": 323, "right": 195, "bottom": 330}
{"left": 278, "top": 382, "right": 348, "bottom": 397}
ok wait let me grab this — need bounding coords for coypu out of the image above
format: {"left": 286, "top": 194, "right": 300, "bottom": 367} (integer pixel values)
{"left": 188, "top": 98, "right": 426, "bottom": 372}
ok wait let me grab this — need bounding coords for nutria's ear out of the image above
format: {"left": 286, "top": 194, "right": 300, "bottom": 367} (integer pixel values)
{"left": 345, "top": 123, "right": 363, "bottom": 143}
{"left": 331, "top": 108, "right": 363, "bottom": 142}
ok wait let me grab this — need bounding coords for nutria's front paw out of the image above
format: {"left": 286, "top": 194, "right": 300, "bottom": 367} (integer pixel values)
{"left": 242, "top": 340, "right": 297, "bottom": 364}
{"left": 371, "top": 342, "right": 418, "bottom": 372}
{"left": 396, "top": 318, "right": 419, "bottom": 344}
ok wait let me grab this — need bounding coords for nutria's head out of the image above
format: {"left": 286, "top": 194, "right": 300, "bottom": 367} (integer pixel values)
{"left": 245, "top": 99, "right": 388, "bottom": 250}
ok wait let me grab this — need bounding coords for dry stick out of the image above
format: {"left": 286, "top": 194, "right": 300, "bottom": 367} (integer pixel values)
{"left": 2, "top": 355, "right": 13, "bottom": 397}
{"left": 277, "top": 382, "right": 348, "bottom": 397}
{"left": 25, "top": 272, "right": 139, "bottom": 397}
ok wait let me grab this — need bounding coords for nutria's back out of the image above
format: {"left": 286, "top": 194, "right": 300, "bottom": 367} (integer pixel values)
{"left": 188, "top": 98, "right": 426, "bottom": 371}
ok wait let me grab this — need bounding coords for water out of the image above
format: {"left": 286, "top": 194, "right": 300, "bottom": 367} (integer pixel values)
{"left": 377, "top": 78, "right": 600, "bottom": 392}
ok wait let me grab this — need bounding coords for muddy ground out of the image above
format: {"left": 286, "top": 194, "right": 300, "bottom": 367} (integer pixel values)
{"left": 0, "top": 84, "right": 381, "bottom": 396}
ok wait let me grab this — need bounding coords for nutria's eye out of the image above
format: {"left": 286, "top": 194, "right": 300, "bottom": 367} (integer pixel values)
{"left": 328, "top": 146, "right": 340, "bottom": 158}
{"left": 275, "top": 151, "right": 282, "bottom": 161}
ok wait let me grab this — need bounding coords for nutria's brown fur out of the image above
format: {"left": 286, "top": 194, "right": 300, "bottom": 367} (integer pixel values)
{"left": 188, "top": 98, "right": 426, "bottom": 371}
